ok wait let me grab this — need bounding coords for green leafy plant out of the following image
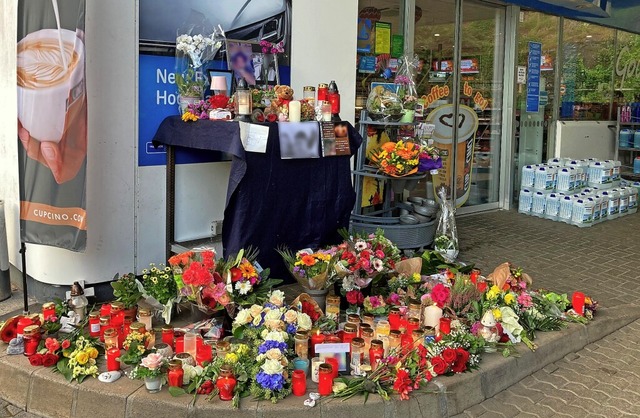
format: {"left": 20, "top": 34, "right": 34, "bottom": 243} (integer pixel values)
{"left": 175, "top": 68, "right": 205, "bottom": 97}
{"left": 111, "top": 273, "right": 142, "bottom": 309}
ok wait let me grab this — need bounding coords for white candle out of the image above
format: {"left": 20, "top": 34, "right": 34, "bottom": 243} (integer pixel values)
{"left": 423, "top": 305, "right": 443, "bottom": 329}
{"left": 238, "top": 104, "right": 250, "bottom": 115}
{"left": 311, "top": 357, "right": 322, "bottom": 383}
{"left": 289, "top": 100, "right": 301, "bottom": 122}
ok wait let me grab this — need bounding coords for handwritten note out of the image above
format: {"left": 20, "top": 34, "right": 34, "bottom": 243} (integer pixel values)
{"left": 239, "top": 121, "right": 269, "bottom": 153}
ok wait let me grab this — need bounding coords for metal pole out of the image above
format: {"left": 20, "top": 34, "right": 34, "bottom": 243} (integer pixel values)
{"left": 19, "top": 242, "right": 28, "bottom": 314}
{"left": 451, "top": 0, "right": 463, "bottom": 209}
{"left": 0, "top": 201, "right": 11, "bottom": 302}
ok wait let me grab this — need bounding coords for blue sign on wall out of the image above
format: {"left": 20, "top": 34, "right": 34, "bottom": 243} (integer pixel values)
{"left": 526, "top": 42, "right": 542, "bottom": 113}
{"left": 138, "top": 54, "right": 290, "bottom": 167}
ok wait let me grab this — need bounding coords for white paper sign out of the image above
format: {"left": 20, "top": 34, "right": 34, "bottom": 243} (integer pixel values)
{"left": 239, "top": 121, "right": 269, "bottom": 153}
{"left": 517, "top": 66, "right": 527, "bottom": 84}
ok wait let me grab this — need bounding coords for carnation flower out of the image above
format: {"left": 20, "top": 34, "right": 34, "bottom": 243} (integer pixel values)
{"left": 517, "top": 293, "right": 533, "bottom": 308}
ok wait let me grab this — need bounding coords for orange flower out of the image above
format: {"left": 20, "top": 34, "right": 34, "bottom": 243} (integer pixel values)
{"left": 239, "top": 261, "right": 257, "bottom": 278}
{"left": 301, "top": 255, "right": 317, "bottom": 266}
{"left": 381, "top": 142, "right": 396, "bottom": 153}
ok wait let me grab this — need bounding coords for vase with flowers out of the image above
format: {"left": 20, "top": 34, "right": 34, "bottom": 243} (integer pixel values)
{"left": 130, "top": 352, "right": 168, "bottom": 393}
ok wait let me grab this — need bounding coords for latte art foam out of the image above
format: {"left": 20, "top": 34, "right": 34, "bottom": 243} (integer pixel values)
{"left": 17, "top": 40, "right": 79, "bottom": 89}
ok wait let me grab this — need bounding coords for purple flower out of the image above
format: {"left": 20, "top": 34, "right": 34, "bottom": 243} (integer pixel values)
{"left": 470, "top": 321, "right": 482, "bottom": 336}
{"left": 256, "top": 370, "right": 285, "bottom": 391}
{"left": 258, "top": 340, "right": 288, "bottom": 354}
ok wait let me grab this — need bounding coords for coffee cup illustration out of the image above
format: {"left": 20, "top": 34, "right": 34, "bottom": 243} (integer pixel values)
{"left": 17, "top": 28, "right": 85, "bottom": 143}
{"left": 426, "top": 104, "right": 478, "bottom": 207}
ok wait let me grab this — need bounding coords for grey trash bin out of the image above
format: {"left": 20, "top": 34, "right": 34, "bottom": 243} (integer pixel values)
{"left": 0, "top": 201, "right": 12, "bottom": 301}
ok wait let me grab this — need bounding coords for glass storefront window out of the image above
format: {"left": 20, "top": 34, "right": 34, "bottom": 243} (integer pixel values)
{"left": 560, "top": 21, "right": 615, "bottom": 121}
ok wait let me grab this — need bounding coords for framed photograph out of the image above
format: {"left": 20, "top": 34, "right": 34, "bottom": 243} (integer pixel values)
{"left": 207, "top": 69, "right": 233, "bottom": 96}
{"left": 226, "top": 39, "right": 279, "bottom": 87}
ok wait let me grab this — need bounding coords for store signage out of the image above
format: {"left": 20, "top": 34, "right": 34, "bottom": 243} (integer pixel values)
{"left": 517, "top": 66, "right": 527, "bottom": 84}
{"left": 526, "top": 42, "right": 542, "bottom": 113}
{"left": 374, "top": 22, "right": 391, "bottom": 55}
{"left": 431, "top": 58, "right": 479, "bottom": 74}
{"left": 616, "top": 46, "right": 640, "bottom": 89}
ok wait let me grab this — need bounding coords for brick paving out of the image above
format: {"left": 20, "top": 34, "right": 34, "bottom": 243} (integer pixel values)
{"left": 0, "top": 209, "right": 639, "bottom": 417}
{"left": 454, "top": 209, "right": 640, "bottom": 418}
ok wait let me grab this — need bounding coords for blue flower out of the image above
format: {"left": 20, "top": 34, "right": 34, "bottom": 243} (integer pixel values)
{"left": 286, "top": 323, "right": 297, "bottom": 335}
{"left": 258, "top": 340, "right": 288, "bottom": 354}
{"left": 256, "top": 370, "right": 285, "bottom": 391}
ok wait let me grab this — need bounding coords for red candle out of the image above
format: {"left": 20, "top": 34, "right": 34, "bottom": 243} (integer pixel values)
{"left": 162, "top": 326, "right": 174, "bottom": 349}
{"left": 317, "top": 83, "right": 328, "bottom": 102}
{"left": 175, "top": 336, "right": 184, "bottom": 353}
{"left": 342, "top": 324, "right": 357, "bottom": 344}
{"left": 216, "top": 365, "right": 237, "bottom": 401}
{"left": 318, "top": 363, "right": 333, "bottom": 396}
{"left": 110, "top": 302, "right": 124, "bottom": 328}
{"left": 100, "top": 303, "right": 111, "bottom": 317}
{"left": 369, "top": 340, "right": 384, "bottom": 369}
{"left": 325, "top": 357, "right": 339, "bottom": 378}
{"left": 42, "top": 302, "right": 56, "bottom": 320}
{"left": 16, "top": 317, "right": 33, "bottom": 338}
{"left": 572, "top": 292, "right": 586, "bottom": 316}
{"left": 23, "top": 325, "right": 40, "bottom": 357}
{"left": 196, "top": 344, "right": 213, "bottom": 366}
{"left": 310, "top": 331, "right": 326, "bottom": 358}
{"left": 439, "top": 317, "right": 451, "bottom": 335}
{"left": 168, "top": 360, "right": 184, "bottom": 387}
{"left": 106, "top": 347, "right": 120, "bottom": 371}
{"left": 388, "top": 307, "right": 401, "bottom": 331}
{"left": 291, "top": 369, "right": 307, "bottom": 396}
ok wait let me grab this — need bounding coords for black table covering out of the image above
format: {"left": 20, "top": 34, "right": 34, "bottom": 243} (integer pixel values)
{"left": 152, "top": 116, "right": 362, "bottom": 282}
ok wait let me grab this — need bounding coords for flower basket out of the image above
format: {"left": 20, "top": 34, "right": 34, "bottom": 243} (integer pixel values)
{"left": 291, "top": 293, "right": 325, "bottom": 317}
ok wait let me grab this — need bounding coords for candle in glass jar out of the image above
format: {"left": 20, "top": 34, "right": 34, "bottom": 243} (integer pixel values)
{"left": 375, "top": 320, "right": 390, "bottom": 339}
{"left": 106, "top": 347, "right": 120, "bottom": 371}
{"left": 123, "top": 315, "right": 134, "bottom": 337}
{"left": 99, "top": 303, "right": 111, "bottom": 318}
{"left": 362, "top": 313, "right": 375, "bottom": 328}
{"left": 326, "top": 357, "right": 339, "bottom": 378}
{"left": 439, "top": 317, "right": 451, "bottom": 335}
{"left": 388, "top": 330, "right": 402, "bottom": 355}
{"left": 423, "top": 326, "right": 436, "bottom": 345}
{"left": 88, "top": 311, "right": 101, "bottom": 338}
{"left": 321, "top": 102, "right": 332, "bottom": 121}
{"left": 23, "top": 325, "right": 40, "bottom": 356}
{"left": 137, "top": 308, "right": 152, "bottom": 331}
{"left": 217, "top": 365, "right": 237, "bottom": 401}
{"left": 183, "top": 332, "right": 197, "bottom": 360}
{"left": 318, "top": 363, "right": 333, "bottom": 396}
{"left": 110, "top": 302, "right": 124, "bottom": 328}
{"left": 196, "top": 344, "right": 213, "bottom": 366}
{"left": 423, "top": 304, "right": 443, "bottom": 328}
{"left": 325, "top": 295, "right": 340, "bottom": 321}
{"left": 291, "top": 369, "right": 307, "bottom": 396}
{"left": 408, "top": 299, "right": 422, "bottom": 322}
{"left": 369, "top": 339, "right": 384, "bottom": 369}
{"left": 99, "top": 315, "right": 111, "bottom": 342}
{"left": 317, "top": 83, "right": 328, "bottom": 102}
{"left": 294, "top": 331, "right": 309, "bottom": 359}
{"left": 175, "top": 336, "right": 184, "bottom": 354}
{"left": 310, "top": 329, "right": 325, "bottom": 357}
{"left": 350, "top": 338, "right": 365, "bottom": 376}
{"left": 288, "top": 100, "right": 301, "bottom": 122}
{"left": 162, "top": 325, "right": 174, "bottom": 348}
{"left": 16, "top": 317, "right": 33, "bottom": 339}
{"left": 303, "top": 86, "right": 315, "bottom": 106}
{"left": 129, "top": 321, "right": 146, "bottom": 334}
{"left": 388, "top": 306, "right": 401, "bottom": 331}
{"left": 342, "top": 323, "right": 358, "bottom": 344}
{"left": 360, "top": 326, "right": 374, "bottom": 360}
{"left": 346, "top": 313, "right": 361, "bottom": 334}
{"left": 104, "top": 327, "right": 119, "bottom": 349}
{"left": 216, "top": 340, "right": 231, "bottom": 358}
{"left": 412, "top": 329, "right": 425, "bottom": 348}
{"left": 311, "top": 357, "right": 322, "bottom": 383}
{"left": 42, "top": 302, "right": 56, "bottom": 320}
{"left": 168, "top": 360, "right": 184, "bottom": 387}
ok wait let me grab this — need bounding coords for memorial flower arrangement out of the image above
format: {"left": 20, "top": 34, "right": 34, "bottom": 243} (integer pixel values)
{"left": 129, "top": 352, "right": 168, "bottom": 380}
{"left": 331, "top": 229, "right": 402, "bottom": 294}
{"left": 169, "top": 250, "right": 217, "bottom": 301}
{"left": 369, "top": 141, "right": 422, "bottom": 177}
{"left": 259, "top": 40, "right": 285, "bottom": 55}
{"left": 28, "top": 337, "right": 64, "bottom": 368}
{"left": 418, "top": 144, "right": 442, "bottom": 173}
{"left": 111, "top": 273, "right": 143, "bottom": 310}
{"left": 139, "top": 263, "right": 178, "bottom": 323}
{"left": 277, "top": 247, "right": 334, "bottom": 290}
{"left": 363, "top": 295, "right": 388, "bottom": 315}
{"left": 120, "top": 330, "right": 154, "bottom": 366}
{"left": 181, "top": 100, "right": 212, "bottom": 121}
{"left": 176, "top": 34, "right": 217, "bottom": 69}
{"left": 53, "top": 335, "right": 99, "bottom": 383}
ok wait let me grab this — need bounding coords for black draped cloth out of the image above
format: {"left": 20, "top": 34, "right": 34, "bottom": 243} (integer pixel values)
{"left": 153, "top": 116, "right": 362, "bottom": 282}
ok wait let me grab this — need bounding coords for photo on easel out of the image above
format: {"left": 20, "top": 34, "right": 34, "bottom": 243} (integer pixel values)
{"left": 226, "top": 39, "right": 280, "bottom": 88}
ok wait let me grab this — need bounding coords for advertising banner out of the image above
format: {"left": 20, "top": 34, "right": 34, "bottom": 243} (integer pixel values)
{"left": 17, "top": 0, "right": 87, "bottom": 251}
{"left": 427, "top": 104, "right": 479, "bottom": 208}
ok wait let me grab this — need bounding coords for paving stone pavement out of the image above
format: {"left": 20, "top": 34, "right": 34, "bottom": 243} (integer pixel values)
{"left": 0, "top": 209, "right": 638, "bottom": 417}
{"left": 453, "top": 209, "right": 640, "bottom": 418}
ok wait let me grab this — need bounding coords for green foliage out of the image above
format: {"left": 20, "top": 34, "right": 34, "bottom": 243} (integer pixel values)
{"left": 419, "top": 250, "right": 474, "bottom": 276}
{"left": 111, "top": 273, "right": 142, "bottom": 309}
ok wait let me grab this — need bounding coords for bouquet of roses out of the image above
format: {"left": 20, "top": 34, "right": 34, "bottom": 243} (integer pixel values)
{"left": 250, "top": 325, "right": 291, "bottom": 403}
{"left": 54, "top": 335, "right": 100, "bottom": 383}
{"left": 369, "top": 140, "right": 422, "bottom": 177}
{"left": 277, "top": 247, "right": 334, "bottom": 290}
{"left": 331, "top": 229, "right": 401, "bottom": 295}
{"left": 28, "top": 337, "right": 66, "bottom": 368}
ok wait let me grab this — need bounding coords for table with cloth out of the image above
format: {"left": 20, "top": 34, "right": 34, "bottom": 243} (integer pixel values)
{"left": 152, "top": 116, "right": 362, "bottom": 282}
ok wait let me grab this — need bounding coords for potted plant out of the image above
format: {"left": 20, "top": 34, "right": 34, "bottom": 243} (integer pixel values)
{"left": 175, "top": 68, "right": 206, "bottom": 114}
{"left": 402, "top": 95, "right": 418, "bottom": 123}
{"left": 130, "top": 353, "right": 168, "bottom": 393}
{"left": 111, "top": 273, "right": 142, "bottom": 317}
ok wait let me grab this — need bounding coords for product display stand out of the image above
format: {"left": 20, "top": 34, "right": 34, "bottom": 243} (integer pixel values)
{"left": 351, "top": 110, "right": 436, "bottom": 249}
